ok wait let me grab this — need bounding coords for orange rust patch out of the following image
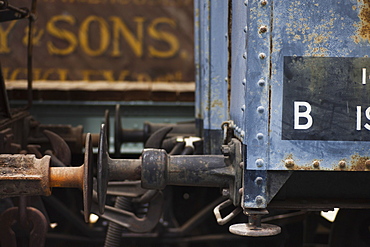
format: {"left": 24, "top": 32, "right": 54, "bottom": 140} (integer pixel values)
{"left": 349, "top": 154, "right": 370, "bottom": 171}
{"left": 358, "top": 0, "right": 370, "bottom": 42}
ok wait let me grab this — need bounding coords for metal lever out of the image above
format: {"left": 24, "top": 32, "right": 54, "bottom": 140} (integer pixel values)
{"left": 213, "top": 199, "right": 242, "bottom": 225}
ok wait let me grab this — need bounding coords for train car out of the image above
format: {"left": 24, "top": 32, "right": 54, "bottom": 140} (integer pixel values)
{"left": 1, "top": 0, "right": 370, "bottom": 246}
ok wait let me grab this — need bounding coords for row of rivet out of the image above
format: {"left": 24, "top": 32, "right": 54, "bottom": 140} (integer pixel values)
{"left": 284, "top": 159, "right": 370, "bottom": 169}
{"left": 255, "top": 0, "right": 268, "bottom": 170}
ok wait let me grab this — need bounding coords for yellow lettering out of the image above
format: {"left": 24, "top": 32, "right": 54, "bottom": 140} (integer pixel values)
{"left": 79, "top": 16, "right": 110, "bottom": 56}
{"left": 9, "top": 68, "right": 27, "bottom": 80}
{"left": 0, "top": 21, "right": 17, "bottom": 54}
{"left": 102, "top": 70, "right": 115, "bottom": 81}
{"left": 148, "top": 17, "right": 179, "bottom": 58}
{"left": 23, "top": 26, "right": 45, "bottom": 46}
{"left": 82, "top": 70, "right": 96, "bottom": 81}
{"left": 82, "top": 69, "right": 114, "bottom": 81}
{"left": 2, "top": 67, "right": 10, "bottom": 80}
{"left": 118, "top": 70, "right": 130, "bottom": 80}
{"left": 47, "top": 15, "right": 78, "bottom": 55}
{"left": 110, "top": 16, "right": 144, "bottom": 57}
{"left": 41, "top": 69, "right": 68, "bottom": 80}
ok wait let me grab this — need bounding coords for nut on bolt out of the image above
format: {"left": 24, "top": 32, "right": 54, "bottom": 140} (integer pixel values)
{"left": 313, "top": 160, "right": 320, "bottom": 168}
{"left": 366, "top": 160, "right": 370, "bottom": 170}
{"left": 285, "top": 159, "right": 295, "bottom": 168}
{"left": 255, "top": 196, "right": 265, "bottom": 206}
{"left": 222, "top": 188, "right": 230, "bottom": 197}
{"left": 339, "top": 160, "right": 346, "bottom": 169}
{"left": 259, "top": 25, "right": 268, "bottom": 34}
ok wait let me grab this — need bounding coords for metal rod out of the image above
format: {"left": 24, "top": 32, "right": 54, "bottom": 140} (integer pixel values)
{"left": 49, "top": 166, "right": 84, "bottom": 188}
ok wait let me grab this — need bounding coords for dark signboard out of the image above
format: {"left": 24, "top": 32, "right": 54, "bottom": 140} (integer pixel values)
{"left": 282, "top": 56, "right": 370, "bottom": 141}
{"left": 0, "top": 0, "right": 194, "bottom": 82}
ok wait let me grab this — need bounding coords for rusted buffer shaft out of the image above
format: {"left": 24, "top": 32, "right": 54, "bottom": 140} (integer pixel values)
{"left": 0, "top": 154, "right": 88, "bottom": 196}
{"left": 49, "top": 166, "right": 84, "bottom": 188}
{"left": 141, "top": 149, "right": 232, "bottom": 190}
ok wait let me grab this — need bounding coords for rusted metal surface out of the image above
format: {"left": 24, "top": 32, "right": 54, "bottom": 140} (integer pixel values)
{"left": 356, "top": 0, "right": 370, "bottom": 43}
{"left": 0, "top": 154, "right": 51, "bottom": 197}
{"left": 282, "top": 154, "right": 370, "bottom": 171}
{"left": 49, "top": 166, "right": 84, "bottom": 188}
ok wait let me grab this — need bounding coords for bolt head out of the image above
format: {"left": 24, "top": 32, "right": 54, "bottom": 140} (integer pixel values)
{"left": 256, "top": 133, "right": 264, "bottom": 140}
{"left": 255, "top": 177, "right": 263, "bottom": 186}
{"left": 313, "top": 160, "right": 320, "bottom": 168}
{"left": 285, "top": 159, "right": 295, "bottom": 168}
{"left": 366, "top": 160, "right": 370, "bottom": 169}
{"left": 258, "top": 79, "right": 265, "bottom": 87}
{"left": 222, "top": 188, "right": 230, "bottom": 197}
{"left": 259, "top": 53, "right": 266, "bottom": 59}
{"left": 240, "top": 131, "right": 245, "bottom": 138}
{"left": 259, "top": 26, "right": 268, "bottom": 34}
{"left": 257, "top": 106, "right": 265, "bottom": 114}
{"left": 239, "top": 162, "right": 245, "bottom": 169}
{"left": 256, "top": 159, "right": 264, "bottom": 167}
{"left": 255, "top": 196, "right": 265, "bottom": 205}
{"left": 339, "top": 160, "right": 346, "bottom": 168}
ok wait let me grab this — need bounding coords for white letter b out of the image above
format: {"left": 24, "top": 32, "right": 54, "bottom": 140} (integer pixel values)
{"left": 294, "top": 101, "right": 313, "bottom": 130}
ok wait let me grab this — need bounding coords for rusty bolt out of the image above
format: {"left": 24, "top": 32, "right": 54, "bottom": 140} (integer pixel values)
{"left": 259, "top": 26, "right": 268, "bottom": 34}
{"left": 259, "top": 53, "right": 266, "bottom": 59}
{"left": 255, "top": 196, "right": 265, "bottom": 205}
{"left": 239, "top": 162, "right": 244, "bottom": 169}
{"left": 255, "top": 177, "right": 263, "bottom": 186}
{"left": 313, "top": 160, "right": 320, "bottom": 168}
{"left": 285, "top": 159, "right": 295, "bottom": 168}
{"left": 222, "top": 188, "right": 230, "bottom": 197}
{"left": 261, "top": 0, "right": 267, "bottom": 6}
{"left": 366, "top": 160, "right": 370, "bottom": 169}
{"left": 339, "top": 160, "right": 346, "bottom": 169}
